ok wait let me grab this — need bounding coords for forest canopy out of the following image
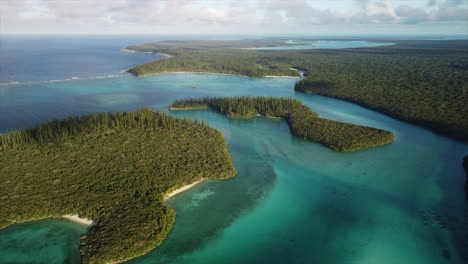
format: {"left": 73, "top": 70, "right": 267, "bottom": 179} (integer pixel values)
{"left": 0, "top": 109, "right": 236, "bottom": 264}
{"left": 170, "top": 96, "right": 394, "bottom": 152}
{"left": 127, "top": 39, "right": 468, "bottom": 141}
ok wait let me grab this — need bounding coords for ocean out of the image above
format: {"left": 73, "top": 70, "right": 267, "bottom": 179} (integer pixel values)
{"left": 0, "top": 36, "right": 467, "bottom": 264}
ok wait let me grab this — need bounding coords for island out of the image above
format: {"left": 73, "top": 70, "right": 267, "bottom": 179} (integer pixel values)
{"left": 125, "top": 40, "right": 301, "bottom": 78}
{"left": 0, "top": 109, "right": 236, "bottom": 264}
{"left": 125, "top": 39, "right": 468, "bottom": 142}
{"left": 170, "top": 96, "right": 394, "bottom": 152}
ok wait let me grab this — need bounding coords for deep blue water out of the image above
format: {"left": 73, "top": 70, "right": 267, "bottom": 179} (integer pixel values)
{"left": 0, "top": 37, "right": 467, "bottom": 264}
{"left": 0, "top": 36, "right": 168, "bottom": 83}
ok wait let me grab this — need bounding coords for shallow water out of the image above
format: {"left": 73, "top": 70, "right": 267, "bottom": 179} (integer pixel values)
{"left": 0, "top": 219, "right": 86, "bottom": 264}
{"left": 0, "top": 73, "right": 467, "bottom": 264}
{"left": 257, "top": 40, "right": 395, "bottom": 50}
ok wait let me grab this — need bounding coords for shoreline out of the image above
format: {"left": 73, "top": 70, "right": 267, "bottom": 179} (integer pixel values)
{"left": 264, "top": 75, "right": 300, "bottom": 78}
{"left": 163, "top": 179, "right": 206, "bottom": 202}
{"left": 120, "top": 48, "right": 173, "bottom": 59}
{"left": 130, "top": 71, "right": 249, "bottom": 78}
{"left": 122, "top": 48, "right": 301, "bottom": 79}
{"left": 130, "top": 71, "right": 300, "bottom": 79}
{"left": 169, "top": 106, "right": 208, "bottom": 111}
{"left": 62, "top": 214, "right": 94, "bottom": 227}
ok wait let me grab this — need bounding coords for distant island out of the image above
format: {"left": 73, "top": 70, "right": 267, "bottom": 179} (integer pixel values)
{"left": 125, "top": 39, "right": 468, "bottom": 142}
{"left": 170, "top": 96, "right": 394, "bottom": 152}
{"left": 0, "top": 109, "right": 236, "bottom": 264}
{"left": 125, "top": 40, "right": 301, "bottom": 78}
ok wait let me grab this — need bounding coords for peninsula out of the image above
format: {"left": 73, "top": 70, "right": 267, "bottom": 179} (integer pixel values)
{"left": 125, "top": 39, "right": 468, "bottom": 141}
{"left": 0, "top": 109, "right": 236, "bottom": 264}
{"left": 170, "top": 96, "right": 394, "bottom": 152}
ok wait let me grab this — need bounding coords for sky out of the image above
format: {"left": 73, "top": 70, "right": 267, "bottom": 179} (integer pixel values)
{"left": 1, "top": 0, "right": 467, "bottom": 35}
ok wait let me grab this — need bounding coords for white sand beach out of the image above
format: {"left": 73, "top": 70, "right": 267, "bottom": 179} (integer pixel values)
{"left": 62, "top": 214, "right": 94, "bottom": 226}
{"left": 163, "top": 179, "right": 205, "bottom": 202}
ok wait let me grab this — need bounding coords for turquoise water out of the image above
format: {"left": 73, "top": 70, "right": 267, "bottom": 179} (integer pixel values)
{"left": 257, "top": 40, "right": 395, "bottom": 50}
{"left": 0, "top": 219, "right": 87, "bottom": 263}
{"left": 0, "top": 73, "right": 467, "bottom": 264}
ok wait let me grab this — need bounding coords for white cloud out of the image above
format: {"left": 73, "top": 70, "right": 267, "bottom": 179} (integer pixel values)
{"left": 0, "top": 0, "right": 466, "bottom": 34}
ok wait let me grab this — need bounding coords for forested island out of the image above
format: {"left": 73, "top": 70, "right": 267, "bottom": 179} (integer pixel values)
{"left": 126, "top": 39, "right": 468, "bottom": 141}
{"left": 0, "top": 109, "right": 236, "bottom": 264}
{"left": 170, "top": 96, "right": 394, "bottom": 152}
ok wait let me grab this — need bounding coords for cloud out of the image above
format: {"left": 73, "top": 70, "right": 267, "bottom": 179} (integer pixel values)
{"left": 431, "top": 0, "right": 468, "bottom": 21}
{"left": 350, "top": 0, "right": 467, "bottom": 24}
{"left": 351, "top": 0, "right": 398, "bottom": 23}
{"left": 427, "top": 0, "right": 438, "bottom": 7}
{"left": 396, "top": 5, "right": 429, "bottom": 24}
{"left": 0, "top": 0, "right": 466, "bottom": 34}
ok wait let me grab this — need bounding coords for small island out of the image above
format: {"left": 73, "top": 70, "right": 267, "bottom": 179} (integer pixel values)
{"left": 0, "top": 109, "right": 236, "bottom": 264}
{"left": 170, "top": 97, "right": 394, "bottom": 152}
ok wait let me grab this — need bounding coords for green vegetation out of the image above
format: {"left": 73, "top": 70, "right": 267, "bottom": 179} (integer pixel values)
{"left": 127, "top": 50, "right": 299, "bottom": 78}
{"left": 126, "top": 40, "right": 300, "bottom": 51}
{"left": 170, "top": 97, "right": 394, "bottom": 152}
{"left": 126, "top": 39, "right": 468, "bottom": 141}
{"left": 0, "top": 109, "right": 236, "bottom": 264}
{"left": 293, "top": 52, "right": 468, "bottom": 141}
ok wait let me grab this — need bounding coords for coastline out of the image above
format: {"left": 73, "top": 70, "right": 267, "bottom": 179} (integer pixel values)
{"left": 129, "top": 71, "right": 250, "bottom": 78}
{"left": 0, "top": 179, "right": 212, "bottom": 264}
{"left": 264, "top": 75, "right": 300, "bottom": 78}
{"left": 122, "top": 48, "right": 301, "bottom": 79}
{"left": 163, "top": 178, "right": 206, "bottom": 202}
{"left": 0, "top": 214, "right": 94, "bottom": 232}
{"left": 129, "top": 71, "right": 300, "bottom": 79}
{"left": 169, "top": 106, "right": 208, "bottom": 111}
{"left": 120, "top": 48, "right": 173, "bottom": 59}
{"left": 62, "top": 214, "right": 94, "bottom": 227}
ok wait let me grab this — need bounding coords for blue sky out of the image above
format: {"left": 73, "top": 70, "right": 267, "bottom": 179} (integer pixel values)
{"left": 1, "top": 0, "right": 467, "bottom": 35}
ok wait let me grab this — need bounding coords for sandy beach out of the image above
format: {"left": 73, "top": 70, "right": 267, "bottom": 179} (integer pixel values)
{"left": 62, "top": 214, "right": 94, "bottom": 226}
{"left": 163, "top": 179, "right": 206, "bottom": 202}
{"left": 135, "top": 71, "right": 250, "bottom": 78}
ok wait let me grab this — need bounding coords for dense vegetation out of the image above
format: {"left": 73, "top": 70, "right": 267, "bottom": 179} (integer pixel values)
{"left": 293, "top": 52, "right": 468, "bottom": 141}
{"left": 127, "top": 39, "right": 468, "bottom": 141}
{"left": 127, "top": 49, "right": 299, "bottom": 78}
{"left": 170, "top": 97, "right": 394, "bottom": 152}
{"left": 0, "top": 109, "right": 236, "bottom": 264}
{"left": 126, "top": 40, "right": 300, "bottom": 51}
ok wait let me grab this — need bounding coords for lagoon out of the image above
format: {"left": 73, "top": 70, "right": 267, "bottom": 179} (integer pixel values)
{"left": 256, "top": 40, "right": 395, "bottom": 50}
{"left": 0, "top": 72, "right": 467, "bottom": 264}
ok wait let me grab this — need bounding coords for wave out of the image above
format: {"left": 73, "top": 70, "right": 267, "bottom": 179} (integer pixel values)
{"left": 0, "top": 74, "right": 125, "bottom": 86}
